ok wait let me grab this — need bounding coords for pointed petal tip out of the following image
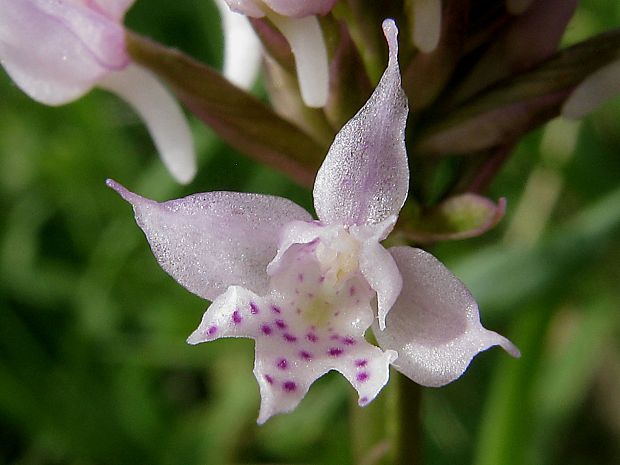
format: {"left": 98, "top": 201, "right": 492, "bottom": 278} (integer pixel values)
{"left": 498, "top": 334, "right": 521, "bottom": 358}
{"left": 105, "top": 178, "right": 141, "bottom": 204}
{"left": 186, "top": 330, "right": 202, "bottom": 345}
{"left": 382, "top": 18, "right": 399, "bottom": 59}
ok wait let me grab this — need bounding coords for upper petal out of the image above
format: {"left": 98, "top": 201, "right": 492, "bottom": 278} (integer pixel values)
{"left": 0, "top": 0, "right": 129, "bottom": 105}
{"left": 374, "top": 246, "right": 519, "bottom": 387}
{"left": 0, "top": 0, "right": 128, "bottom": 104}
{"left": 313, "top": 19, "right": 409, "bottom": 226}
{"left": 106, "top": 180, "right": 312, "bottom": 301}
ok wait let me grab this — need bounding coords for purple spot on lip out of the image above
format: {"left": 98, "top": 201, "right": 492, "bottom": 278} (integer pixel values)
{"left": 206, "top": 325, "right": 218, "bottom": 336}
{"left": 355, "top": 359, "right": 368, "bottom": 367}
{"left": 330, "top": 334, "right": 340, "bottom": 341}
{"left": 275, "top": 319, "right": 287, "bottom": 329}
{"left": 283, "top": 333, "right": 297, "bottom": 342}
{"left": 298, "top": 273, "right": 304, "bottom": 282}
{"left": 271, "top": 305, "right": 281, "bottom": 314}
{"left": 319, "top": 275, "right": 325, "bottom": 283}
{"left": 328, "top": 347, "right": 343, "bottom": 357}
{"left": 283, "top": 381, "right": 297, "bottom": 392}
{"left": 343, "top": 337, "right": 356, "bottom": 345}
{"left": 276, "top": 358, "right": 288, "bottom": 369}
{"left": 250, "top": 302, "right": 259, "bottom": 314}
{"left": 300, "top": 350, "right": 312, "bottom": 360}
{"left": 307, "top": 333, "right": 318, "bottom": 343}
{"left": 261, "top": 324, "right": 272, "bottom": 335}
{"left": 349, "top": 286, "right": 356, "bottom": 296}
{"left": 232, "top": 310, "right": 242, "bottom": 324}
{"left": 359, "top": 396, "right": 369, "bottom": 405}
{"left": 264, "top": 374, "right": 274, "bottom": 384}
{"left": 356, "top": 372, "right": 369, "bottom": 382}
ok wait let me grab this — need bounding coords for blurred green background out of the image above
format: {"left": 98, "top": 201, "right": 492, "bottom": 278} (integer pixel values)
{"left": 1, "top": 1, "right": 619, "bottom": 464}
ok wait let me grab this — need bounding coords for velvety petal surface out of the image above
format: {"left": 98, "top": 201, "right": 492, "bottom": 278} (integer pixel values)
{"left": 106, "top": 180, "right": 312, "bottom": 301}
{"left": 99, "top": 64, "right": 197, "bottom": 184}
{"left": 374, "top": 247, "right": 519, "bottom": 387}
{"left": 313, "top": 19, "right": 409, "bottom": 226}
{"left": 188, "top": 238, "right": 396, "bottom": 423}
{"left": 0, "top": 0, "right": 127, "bottom": 104}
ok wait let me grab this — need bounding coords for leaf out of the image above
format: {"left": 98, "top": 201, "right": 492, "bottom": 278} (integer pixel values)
{"left": 414, "top": 28, "right": 620, "bottom": 155}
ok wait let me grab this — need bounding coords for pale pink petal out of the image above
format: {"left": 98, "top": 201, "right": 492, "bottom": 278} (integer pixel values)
{"left": 374, "top": 247, "right": 520, "bottom": 387}
{"left": 313, "top": 19, "right": 409, "bottom": 226}
{"left": 99, "top": 64, "right": 196, "bottom": 184}
{"left": 224, "top": 0, "right": 265, "bottom": 17}
{"left": 269, "top": 14, "right": 329, "bottom": 108}
{"left": 106, "top": 180, "right": 312, "bottom": 301}
{"left": 83, "top": 0, "right": 136, "bottom": 20}
{"left": 25, "top": 0, "right": 128, "bottom": 69}
{"left": 266, "top": 219, "right": 324, "bottom": 276}
{"left": 215, "top": 0, "right": 262, "bottom": 89}
{"left": 351, "top": 216, "right": 402, "bottom": 331}
{"left": 263, "top": 0, "right": 337, "bottom": 17}
{"left": 0, "top": 0, "right": 127, "bottom": 104}
{"left": 188, "top": 238, "right": 395, "bottom": 423}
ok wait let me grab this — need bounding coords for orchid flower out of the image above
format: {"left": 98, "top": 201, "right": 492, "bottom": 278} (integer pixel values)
{"left": 0, "top": 0, "right": 196, "bottom": 184}
{"left": 222, "top": 0, "right": 337, "bottom": 108}
{"left": 108, "top": 20, "right": 519, "bottom": 423}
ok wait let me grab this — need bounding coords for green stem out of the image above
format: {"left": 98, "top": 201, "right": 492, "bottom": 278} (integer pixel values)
{"left": 351, "top": 371, "right": 423, "bottom": 465}
{"left": 394, "top": 373, "right": 423, "bottom": 465}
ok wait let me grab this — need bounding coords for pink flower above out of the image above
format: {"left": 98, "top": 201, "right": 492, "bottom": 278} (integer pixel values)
{"left": 0, "top": 0, "right": 196, "bottom": 183}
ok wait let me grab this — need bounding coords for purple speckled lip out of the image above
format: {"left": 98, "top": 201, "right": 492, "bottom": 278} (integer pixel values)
{"left": 328, "top": 347, "right": 343, "bottom": 357}
{"left": 283, "top": 381, "right": 297, "bottom": 392}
